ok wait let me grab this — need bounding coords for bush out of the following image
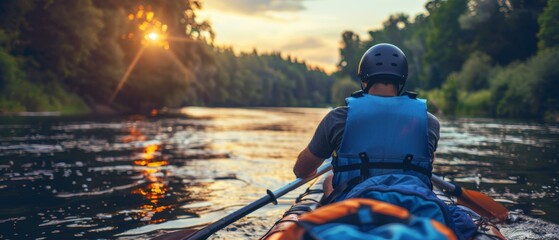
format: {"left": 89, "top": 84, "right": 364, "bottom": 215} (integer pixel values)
{"left": 423, "top": 89, "right": 444, "bottom": 114}
{"left": 456, "top": 90, "right": 492, "bottom": 116}
{"left": 490, "top": 48, "right": 559, "bottom": 118}
{"left": 454, "top": 51, "right": 494, "bottom": 91}
{"left": 331, "top": 77, "right": 360, "bottom": 106}
{"left": 0, "top": 47, "right": 88, "bottom": 114}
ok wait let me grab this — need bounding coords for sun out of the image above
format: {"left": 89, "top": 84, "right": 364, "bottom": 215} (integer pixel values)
{"left": 147, "top": 32, "right": 158, "bottom": 41}
{"left": 111, "top": 4, "right": 194, "bottom": 104}
{"left": 143, "top": 31, "right": 167, "bottom": 47}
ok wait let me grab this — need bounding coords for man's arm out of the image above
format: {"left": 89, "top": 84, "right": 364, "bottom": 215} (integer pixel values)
{"left": 293, "top": 107, "right": 346, "bottom": 178}
{"left": 427, "top": 112, "right": 440, "bottom": 164}
{"left": 293, "top": 147, "right": 325, "bottom": 178}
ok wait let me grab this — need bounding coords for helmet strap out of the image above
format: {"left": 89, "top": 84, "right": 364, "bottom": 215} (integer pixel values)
{"left": 397, "top": 84, "right": 404, "bottom": 95}
{"left": 362, "top": 80, "right": 373, "bottom": 93}
{"left": 397, "top": 79, "right": 407, "bottom": 95}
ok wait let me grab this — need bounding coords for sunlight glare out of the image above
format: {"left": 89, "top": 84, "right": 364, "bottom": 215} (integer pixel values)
{"left": 109, "top": 47, "right": 146, "bottom": 103}
{"left": 148, "top": 32, "right": 158, "bottom": 41}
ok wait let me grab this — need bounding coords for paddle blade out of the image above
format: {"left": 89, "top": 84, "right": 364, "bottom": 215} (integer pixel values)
{"left": 456, "top": 188, "right": 508, "bottom": 222}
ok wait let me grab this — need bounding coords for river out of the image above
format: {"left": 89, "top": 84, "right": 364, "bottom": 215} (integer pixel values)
{"left": 0, "top": 107, "right": 558, "bottom": 239}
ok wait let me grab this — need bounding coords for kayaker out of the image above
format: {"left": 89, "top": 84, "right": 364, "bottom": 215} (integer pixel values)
{"left": 293, "top": 43, "right": 477, "bottom": 239}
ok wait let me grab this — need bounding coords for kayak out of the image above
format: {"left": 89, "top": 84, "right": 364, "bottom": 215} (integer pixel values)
{"left": 260, "top": 173, "right": 328, "bottom": 240}
{"left": 260, "top": 172, "right": 507, "bottom": 240}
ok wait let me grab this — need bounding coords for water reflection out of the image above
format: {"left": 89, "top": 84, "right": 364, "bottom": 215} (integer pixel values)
{"left": 128, "top": 129, "right": 170, "bottom": 225}
{"left": 0, "top": 109, "right": 558, "bottom": 240}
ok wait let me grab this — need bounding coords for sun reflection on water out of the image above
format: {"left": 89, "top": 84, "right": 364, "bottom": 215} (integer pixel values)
{"left": 127, "top": 129, "right": 171, "bottom": 224}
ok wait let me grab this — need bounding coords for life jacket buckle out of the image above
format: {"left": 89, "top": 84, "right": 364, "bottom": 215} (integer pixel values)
{"left": 403, "top": 154, "right": 413, "bottom": 172}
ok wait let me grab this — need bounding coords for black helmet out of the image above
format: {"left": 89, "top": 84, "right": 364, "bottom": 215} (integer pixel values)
{"left": 357, "top": 43, "right": 408, "bottom": 94}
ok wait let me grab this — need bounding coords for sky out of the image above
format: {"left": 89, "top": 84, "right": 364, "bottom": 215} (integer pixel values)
{"left": 198, "top": 0, "right": 427, "bottom": 73}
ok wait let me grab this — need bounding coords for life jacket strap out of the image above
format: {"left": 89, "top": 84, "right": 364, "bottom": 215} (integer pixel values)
{"left": 332, "top": 159, "right": 432, "bottom": 178}
{"left": 321, "top": 177, "right": 362, "bottom": 205}
{"left": 359, "top": 152, "right": 370, "bottom": 183}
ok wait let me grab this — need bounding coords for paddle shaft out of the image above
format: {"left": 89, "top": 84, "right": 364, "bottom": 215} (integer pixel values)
{"left": 184, "top": 159, "right": 333, "bottom": 240}
{"left": 431, "top": 174, "right": 459, "bottom": 192}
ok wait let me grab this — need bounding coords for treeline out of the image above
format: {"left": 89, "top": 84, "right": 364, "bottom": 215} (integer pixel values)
{"left": 0, "top": 0, "right": 334, "bottom": 114}
{"left": 190, "top": 49, "right": 333, "bottom": 107}
{"left": 2, "top": 0, "right": 558, "bottom": 120}
{"left": 337, "top": 0, "right": 559, "bottom": 120}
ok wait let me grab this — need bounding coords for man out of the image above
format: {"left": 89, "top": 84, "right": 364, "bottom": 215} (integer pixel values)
{"left": 293, "top": 43, "right": 476, "bottom": 240}
{"left": 294, "top": 43, "right": 438, "bottom": 192}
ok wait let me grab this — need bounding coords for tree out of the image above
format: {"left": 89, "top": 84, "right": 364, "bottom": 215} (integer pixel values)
{"left": 453, "top": 51, "right": 493, "bottom": 91}
{"left": 0, "top": 0, "right": 336, "bottom": 112}
{"left": 538, "top": 0, "right": 559, "bottom": 49}
{"left": 424, "top": 0, "right": 469, "bottom": 89}
{"left": 18, "top": 0, "right": 104, "bottom": 81}
{"left": 338, "top": 31, "right": 362, "bottom": 81}
{"left": 331, "top": 77, "right": 360, "bottom": 106}
{"left": 459, "top": 0, "right": 544, "bottom": 65}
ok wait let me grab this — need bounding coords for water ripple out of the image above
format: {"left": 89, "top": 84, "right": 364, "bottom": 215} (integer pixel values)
{"left": 0, "top": 109, "right": 557, "bottom": 240}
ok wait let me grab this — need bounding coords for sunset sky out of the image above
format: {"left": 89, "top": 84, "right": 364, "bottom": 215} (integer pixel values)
{"left": 198, "top": 0, "right": 427, "bottom": 72}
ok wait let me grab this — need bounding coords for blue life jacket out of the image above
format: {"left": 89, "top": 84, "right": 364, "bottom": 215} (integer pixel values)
{"left": 332, "top": 94, "right": 433, "bottom": 189}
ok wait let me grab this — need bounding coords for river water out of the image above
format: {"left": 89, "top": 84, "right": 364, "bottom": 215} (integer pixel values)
{"left": 0, "top": 107, "right": 558, "bottom": 239}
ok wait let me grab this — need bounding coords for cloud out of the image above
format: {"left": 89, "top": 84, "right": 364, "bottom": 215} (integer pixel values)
{"left": 204, "top": 0, "right": 310, "bottom": 16}
{"left": 279, "top": 37, "right": 338, "bottom": 72}
{"left": 280, "top": 37, "right": 326, "bottom": 51}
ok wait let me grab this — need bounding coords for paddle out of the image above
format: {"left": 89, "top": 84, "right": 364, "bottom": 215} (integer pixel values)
{"left": 154, "top": 159, "right": 333, "bottom": 240}
{"left": 431, "top": 174, "right": 509, "bottom": 222}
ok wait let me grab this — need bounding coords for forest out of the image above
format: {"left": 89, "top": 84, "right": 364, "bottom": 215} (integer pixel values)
{"left": 0, "top": 0, "right": 558, "bottom": 120}
{"left": 338, "top": 0, "right": 559, "bottom": 120}
{"left": 0, "top": 0, "right": 334, "bottom": 113}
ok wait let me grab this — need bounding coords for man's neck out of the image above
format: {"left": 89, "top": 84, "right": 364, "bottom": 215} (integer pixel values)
{"left": 368, "top": 83, "right": 397, "bottom": 97}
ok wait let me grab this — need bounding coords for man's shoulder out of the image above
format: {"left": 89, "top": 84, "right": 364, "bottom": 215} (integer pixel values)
{"left": 326, "top": 106, "right": 348, "bottom": 120}
{"left": 427, "top": 112, "right": 440, "bottom": 135}
{"left": 317, "top": 107, "right": 347, "bottom": 129}
{"left": 332, "top": 106, "right": 348, "bottom": 114}
{"left": 427, "top": 112, "right": 440, "bottom": 124}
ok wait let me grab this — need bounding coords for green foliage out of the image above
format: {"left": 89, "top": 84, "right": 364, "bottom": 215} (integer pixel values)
{"left": 490, "top": 48, "right": 559, "bottom": 118}
{"left": 490, "top": 62, "right": 536, "bottom": 117}
{"left": 452, "top": 51, "right": 494, "bottom": 91}
{"left": 0, "top": 46, "right": 24, "bottom": 111}
{"left": 203, "top": 50, "right": 334, "bottom": 107}
{"left": 338, "top": 31, "right": 362, "bottom": 81}
{"left": 74, "top": 7, "right": 126, "bottom": 103}
{"left": 336, "top": 0, "right": 553, "bottom": 120}
{"left": 423, "top": 89, "right": 444, "bottom": 114}
{"left": 440, "top": 76, "right": 458, "bottom": 114}
{"left": 538, "top": 0, "right": 559, "bottom": 49}
{"left": 20, "top": 0, "right": 104, "bottom": 79}
{"left": 331, "top": 77, "right": 360, "bottom": 106}
{"left": 459, "top": 0, "right": 543, "bottom": 65}
{"left": 1, "top": 0, "right": 556, "bottom": 118}
{"left": 428, "top": 47, "right": 559, "bottom": 119}
{"left": 0, "top": 0, "right": 334, "bottom": 113}
{"left": 424, "top": 0, "right": 469, "bottom": 89}
{"left": 425, "top": 87, "right": 492, "bottom": 117}
{"left": 0, "top": 46, "right": 88, "bottom": 114}
{"left": 455, "top": 90, "right": 491, "bottom": 116}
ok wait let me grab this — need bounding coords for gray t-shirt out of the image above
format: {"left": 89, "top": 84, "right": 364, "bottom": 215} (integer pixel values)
{"left": 308, "top": 106, "right": 440, "bottom": 159}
